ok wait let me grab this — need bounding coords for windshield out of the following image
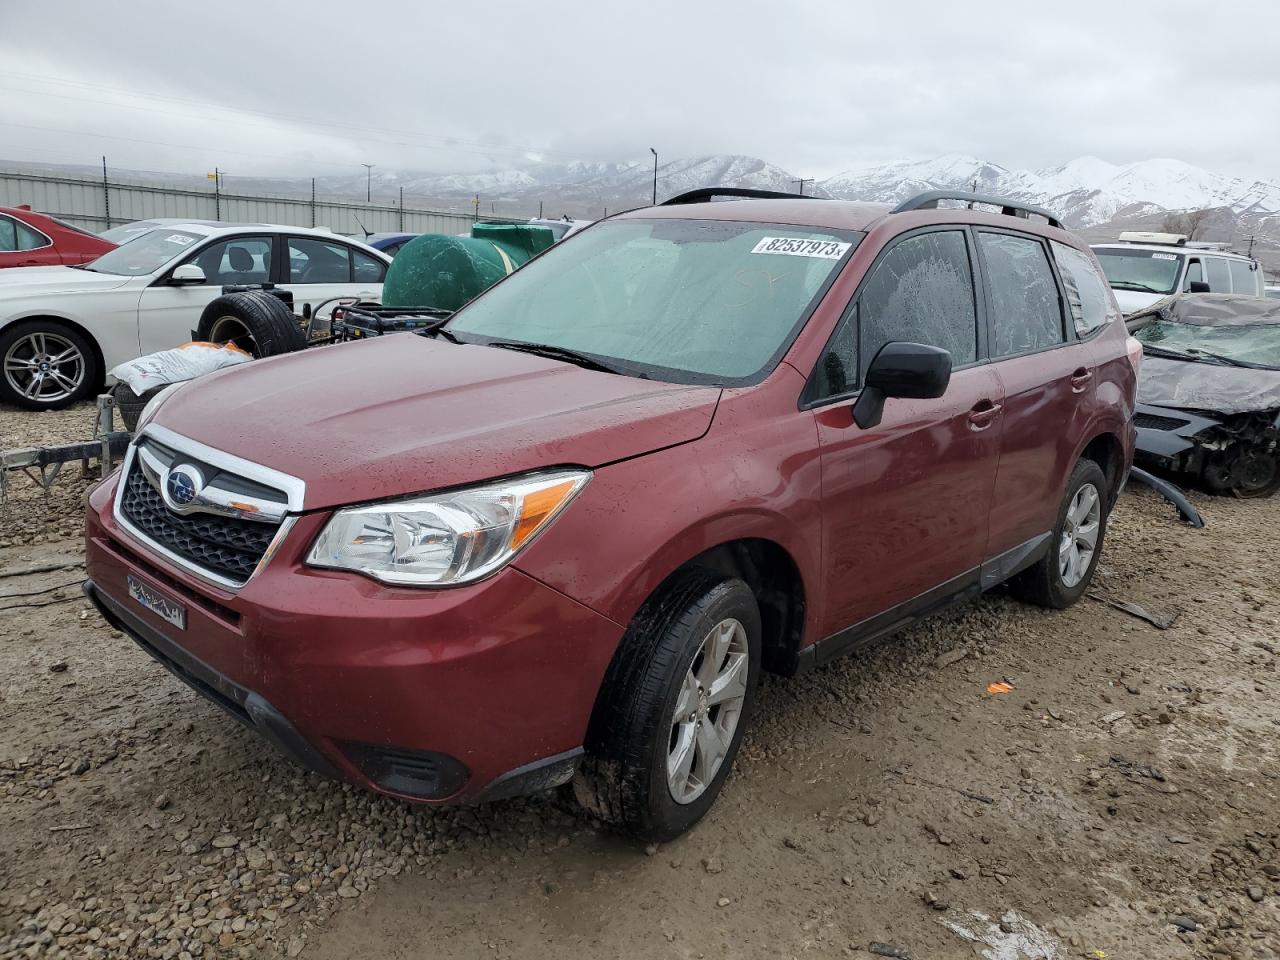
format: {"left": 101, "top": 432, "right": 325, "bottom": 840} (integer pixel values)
{"left": 447, "top": 218, "right": 860, "bottom": 384}
{"left": 1134, "top": 320, "right": 1280, "bottom": 369}
{"left": 83, "top": 229, "right": 204, "bottom": 275}
{"left": 1093, "top": 248, "right": 1183, "bottom": 295}
{"left": 98, "top": 220, "right": 165, "bottom": 244}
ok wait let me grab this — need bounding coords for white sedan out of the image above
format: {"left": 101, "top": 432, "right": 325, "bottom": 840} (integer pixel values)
{"left": 0, "top": 221, "right": 391, "bottom": 409}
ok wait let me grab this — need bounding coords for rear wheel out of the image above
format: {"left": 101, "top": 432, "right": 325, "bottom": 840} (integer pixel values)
{"left": 0, "top": 320, "right": 99, "bottom": 410}
{"left": 1008, "top": 458, "right": 1109, "bottom": 609}
{"left": 574, "top": 570, "right": 760, "bottom": 842}
{"left": 196, "top": 292, "right": 305, "bottom": 357}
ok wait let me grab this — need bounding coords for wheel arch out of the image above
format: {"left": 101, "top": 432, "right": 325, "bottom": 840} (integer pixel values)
{"left": 1076, "top": 428, "right": 1127, "bottom": 506}
{"left": 603, "top": 534, "right": 809, "bottom": 680}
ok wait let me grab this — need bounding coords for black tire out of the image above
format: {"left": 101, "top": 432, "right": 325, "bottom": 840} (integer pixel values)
{"left": 574, "top": 569, "right": 761, "bottom": 842}
{"left": 196, "top": 292, "right": 305, "bottom": 358}
{"left": 112, "top": 381, "right": 165, "bottom": 432}
{"left": 0, "top": 320, "right": 100, "bottom": 411}
{"left": 1008, "top": 458, "right": 1110, "bottom": 609}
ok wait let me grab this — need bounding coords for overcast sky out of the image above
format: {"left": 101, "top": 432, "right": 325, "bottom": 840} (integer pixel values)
{"left": 1, "top": 0, "right": 1276, "bottom": 182}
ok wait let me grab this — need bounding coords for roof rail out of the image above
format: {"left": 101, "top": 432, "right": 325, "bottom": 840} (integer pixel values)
{"left": 661, "top": 187, "right": 816, "bottom": 206}
{"left": 892, "top": 190, "right": 1063, "bottom": 229}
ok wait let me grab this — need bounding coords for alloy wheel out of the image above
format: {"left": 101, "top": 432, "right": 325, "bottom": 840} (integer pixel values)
{"left": 666, "top": 617, "right": 749, "bottom": 805}
{"left": 1059, "top": 482, "right": 1101, "bottom": 588}
{"left": 3, "top": 331, "right": 86, "bottom": 403}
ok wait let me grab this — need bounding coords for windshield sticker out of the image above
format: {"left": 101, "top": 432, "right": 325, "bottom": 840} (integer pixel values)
{"left": 751, "top": 237, "right": 850, "bottom": 260}
{"left": 165, "top": 234, "right": 196, "bottom": 245}
{"left": 1151, "top": 253, "right": 1177, "bottom": 260}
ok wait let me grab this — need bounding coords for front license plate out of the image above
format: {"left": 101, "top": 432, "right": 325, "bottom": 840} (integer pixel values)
{"left": 127, "top": 575, "right": 186, "bottom": 630}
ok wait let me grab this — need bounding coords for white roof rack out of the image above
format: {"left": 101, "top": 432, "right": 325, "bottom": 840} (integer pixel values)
{"left": 1118, "top": 231, "right": 1186, "bottom": 246}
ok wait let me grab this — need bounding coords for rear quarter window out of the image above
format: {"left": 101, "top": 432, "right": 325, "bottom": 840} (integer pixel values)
{"left": 1051, "top": 241, "right": 1120, "bottom": 336}
{"left": 1229, "top": 259, "right": 1258, "bottom": 296}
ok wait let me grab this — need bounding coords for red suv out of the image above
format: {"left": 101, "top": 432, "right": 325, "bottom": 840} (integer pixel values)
{"left": 0, "top": 205, "right": 115, "bottom": 268}
{"left": 84, "top": 188, "right": 1136, "bottom": 840}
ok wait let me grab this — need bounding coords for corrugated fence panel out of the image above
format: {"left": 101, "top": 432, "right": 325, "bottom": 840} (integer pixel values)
{"left": 0, "top": 171, "right": 489, "bottom": 237}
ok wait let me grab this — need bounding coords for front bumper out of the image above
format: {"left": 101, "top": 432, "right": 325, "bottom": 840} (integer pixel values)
{"left": 85, "top": 474, "right": 622, "bottom": 803}
{"left": 1134, "top": 402, "right": 1221, "bottom": 467}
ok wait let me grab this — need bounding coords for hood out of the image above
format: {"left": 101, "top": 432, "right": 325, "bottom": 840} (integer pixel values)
{"left": 154, "top": 334, "right": 721, "bottom": 509}
{"left": 0, "top": 265, "right": 133, "bottom": 296}
{"left": 1139, "top": 356, "right": 1280, "bottom": 415}
{"left": 1112, "top": 288, "right": 1164, "bottom": 315}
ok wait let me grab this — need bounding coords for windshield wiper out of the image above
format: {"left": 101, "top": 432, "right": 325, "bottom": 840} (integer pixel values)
{"left": 1183, "top": 347, "right": 1276, "bottom": 370}
{"left": 417, "top": 316, "right": 461, "bottom": 344}
{"left": 484, "top": 340, "right": 624, "bottom": 375}
{"left": 1139, "top": 343, "right": 1262, "bottom": 368}
{"left": 1110, "top": 281, "right": 1164, "bottom": 294}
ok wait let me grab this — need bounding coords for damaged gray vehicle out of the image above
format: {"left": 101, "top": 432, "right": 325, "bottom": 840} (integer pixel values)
{"left": 1128, "top": 294, "right": 1280, "bottom": 498}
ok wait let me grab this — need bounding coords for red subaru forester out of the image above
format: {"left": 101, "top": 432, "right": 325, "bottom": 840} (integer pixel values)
{"left": 84, "top": 188, "right": 1136, "bottom": 841}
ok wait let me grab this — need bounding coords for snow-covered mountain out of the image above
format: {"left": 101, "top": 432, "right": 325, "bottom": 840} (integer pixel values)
{"left": 6, "top": 152, "right": 1278, "bottom": 231}
{"left": 817, "top": 153, "right": 1280, "bottom": 228}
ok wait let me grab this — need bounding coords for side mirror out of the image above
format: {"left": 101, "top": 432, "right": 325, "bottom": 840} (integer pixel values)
{"left": 1187, "top": 280, "right": 1210, "bottom": 294}
{"left": 170, "top": 263, "right": 206, "bottom": 286}
{"left": 852, "top": 341, "right": 952, "bottom": 430}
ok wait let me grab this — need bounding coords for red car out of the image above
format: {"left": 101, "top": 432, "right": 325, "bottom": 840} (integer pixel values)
{"left": 84, "top": 187, "right": 1137, "bottom": 841}
{"left": 0, "top": 205, "right": 115, "bottom": 268}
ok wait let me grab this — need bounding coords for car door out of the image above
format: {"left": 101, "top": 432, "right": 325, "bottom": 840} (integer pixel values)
{"left": 809, "top": 228, "right": 1004, "bottom": 642}
{"left": 977, "top": 229, "right": 1096, "bottom": 561}
{"left": 279, "top": 236, "right": 385, "bottom": 314}
{"left": 135, "top": 234, "right": 275, "bottom": 355}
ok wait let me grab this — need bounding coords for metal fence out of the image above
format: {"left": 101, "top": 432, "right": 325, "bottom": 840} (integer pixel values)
{"left": 0, "top": 170, "right": 497, "bottom": 237}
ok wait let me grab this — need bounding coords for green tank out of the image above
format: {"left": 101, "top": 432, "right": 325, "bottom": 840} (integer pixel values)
{"left": 381, "top": 223, "right": 556, "bottom": 310}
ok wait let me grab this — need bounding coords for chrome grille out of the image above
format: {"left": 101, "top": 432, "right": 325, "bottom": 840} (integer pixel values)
{"left": 114, "top": 428, "right": 303, "bottom": 589}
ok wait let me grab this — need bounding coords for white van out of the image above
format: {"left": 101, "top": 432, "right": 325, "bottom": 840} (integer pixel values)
{"left": 1091, "top": 232, "right": 1265, "bottom": 313}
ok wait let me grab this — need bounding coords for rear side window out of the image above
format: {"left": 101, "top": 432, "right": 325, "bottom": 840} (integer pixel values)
{"left": 288, "top": 238, "right": 351, "bottom": 283}
{"left": 15, "top": 221, "right": 48, "bottom": 250}
{"left": 811, "top": 230, "right": 977, "bottom": 399}
{"left": 1229, "top": 259, "right": 1257, "bottom": 295}
{"left": 352, "top": 248, "right": 386, "bottom": 283}
{"left": 1051, "top": 241, "right": 1118, "bottom": 336}
{"left": 979, "top": 232, "right": 1064, "bottom": 357}
{"left": 1205, "top": 257, "right": 1231, "bottom": 293}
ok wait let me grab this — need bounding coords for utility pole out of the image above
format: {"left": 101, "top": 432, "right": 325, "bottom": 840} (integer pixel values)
{"left": 1247, "top": 235, "right": 1256, "bottom": 257}
{"left": 473, "top": 194, "right": 480, "bottom": 222}
{"left": 214, "top": 167, "right": 221, "bottom": 221}
{"left": 310, "top": 177, "right": 316, "bottom": 228}
{"left": 101, "top": 156, "right": 111, "bottom": 229}
{"left": 399, "top": 186, "right": 404, "bottom": 231}
{"left": 792, "top": 178, "right": 814, "bottom": 196}
{"left": 361, "top": 163, "right": 374, "bottom": 202}
{"left": 538, "top": 200, "right": 543, "bottom": 218}
{"left": 649, "top": 147, "right": 658, "bottom": 204}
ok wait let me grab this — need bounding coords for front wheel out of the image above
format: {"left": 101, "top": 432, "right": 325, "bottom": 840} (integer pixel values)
{"left": 574, "top": 570, "right": 761, "bottom": 842}
{"left": 1008, "top": 458, "right": 1109, "bottom": 609}
{"left": 0, "top": 320, "right": 100, "bottom": 410}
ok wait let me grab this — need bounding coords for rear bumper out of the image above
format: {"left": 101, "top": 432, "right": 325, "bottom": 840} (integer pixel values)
{"left": 84, "top": 474, "right": 622, "bottom": 803}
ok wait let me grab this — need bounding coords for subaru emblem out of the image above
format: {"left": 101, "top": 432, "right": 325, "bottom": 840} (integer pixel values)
{"left": 165, "top": 466, "right": 203, "bottom": 508}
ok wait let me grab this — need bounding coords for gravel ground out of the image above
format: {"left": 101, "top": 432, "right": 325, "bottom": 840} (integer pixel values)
{"left": 1, "top": 403, "right": 1278, "bottom": 960}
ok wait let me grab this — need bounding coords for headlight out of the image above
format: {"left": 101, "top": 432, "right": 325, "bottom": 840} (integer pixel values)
{"left": 306, "top": 469, "right": 590, "bottom": 586}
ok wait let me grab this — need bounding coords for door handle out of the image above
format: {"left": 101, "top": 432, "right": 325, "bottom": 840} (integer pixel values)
{"left": 968, "top": 399, "right": 1002, "bottom": 430}
{"left": 1070, "top": 367, "right": 1094, "bottom": 392}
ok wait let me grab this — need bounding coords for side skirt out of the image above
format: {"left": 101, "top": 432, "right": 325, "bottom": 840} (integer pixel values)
{"left": 793, "top": 533, "right": 1051, "bottom": 674}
